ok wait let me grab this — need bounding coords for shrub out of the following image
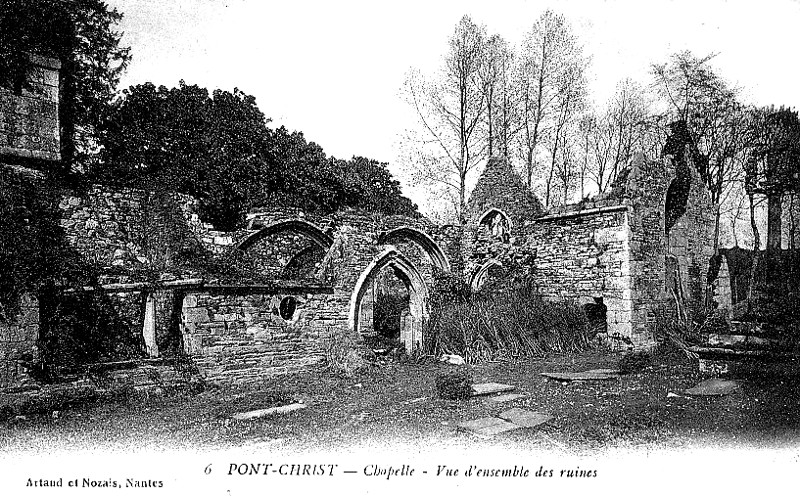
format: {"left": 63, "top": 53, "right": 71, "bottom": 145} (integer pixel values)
{"left": 425, "top": 279, "right": 591, "bottom": 363}
{"left": 618, "top": 350, "right": 652, "bottom": 375}
{"left": 322, "top": 328, "right": 375, "bottom": 378}
{"left": 435, "top": 366, "right": 473, "bottom": 400}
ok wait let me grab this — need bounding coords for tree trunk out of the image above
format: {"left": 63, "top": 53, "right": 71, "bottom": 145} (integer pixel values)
{"left": 766, "top": 193, "right": 782, "bottom": 251}
{"left": 747, "top": 193, "right": 760, "bottom": 304}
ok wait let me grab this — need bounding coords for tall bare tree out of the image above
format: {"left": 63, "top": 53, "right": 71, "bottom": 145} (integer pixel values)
{"left": 478, "top": 34, "right": 518, "bottom": 160}
{"left": 403, "top": 15, "right": 486, "bottom": 221}
{"left": 544, "top": 60, "right": 587, "bottom": 206}
{"left": 516, "top": 10, "right": 585, "bottom": 192}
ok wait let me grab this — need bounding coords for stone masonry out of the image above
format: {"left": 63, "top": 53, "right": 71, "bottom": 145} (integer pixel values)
{"left": 0, "top": 57, "right": 721, "bottom": 389}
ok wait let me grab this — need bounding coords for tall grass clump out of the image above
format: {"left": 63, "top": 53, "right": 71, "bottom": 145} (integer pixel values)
{"left": 424, "top": 274, "right": 591, "bottom": 363}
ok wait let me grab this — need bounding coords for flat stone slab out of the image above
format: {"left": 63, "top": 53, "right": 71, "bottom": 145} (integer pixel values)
{"left": 684, "top": 378, "right": 739, "bottom": 396}
{"left": 471, "top": 382, "right": 516, "bottom": 396}
{"left": 457, "top": 417, "right": 522, "bottom": 437}
{"left": 541, "top": 369, "right": 621, "bottom": 381}
{"left": 486, "top": 393, "right": 527, "bottom": 403}
{"left": 499, "top": 408, "right": 553, "bottom": 428}
{"left": 232, "top": 402, "right": 307, "bottom": 420}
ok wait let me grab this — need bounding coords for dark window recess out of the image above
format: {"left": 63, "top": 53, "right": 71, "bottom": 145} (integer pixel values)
{"left": 279, "top": 296, "right": 297, "bottom": 321}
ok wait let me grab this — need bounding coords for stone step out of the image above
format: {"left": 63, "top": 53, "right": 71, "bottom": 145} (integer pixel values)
{"left": 705, "top": 333, "right": 781, "bottom": 349}
{"left": 689, "top": 346, "right": 797, "bottom": 362}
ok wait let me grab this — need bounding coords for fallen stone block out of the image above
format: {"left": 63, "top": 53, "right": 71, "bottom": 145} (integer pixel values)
{"left": 471, "top": 382, "right": 516, "bottom": 396}
{"left": 540, "top": 369, "right": 621, "bottom": 382}
{"left": 498, "top": 408, "right": 552, "bottom": 428}
{"left": 232, "top": 402, "right": 307, "bottom": 420}
{"left": 457, "top": 417, "right": 521, "bottom": 437}
{"left": 684, "top": 378, "right": 739, "bottom": 396}
{"left": 486, "top": 393, "right": 527, "bottom": 403}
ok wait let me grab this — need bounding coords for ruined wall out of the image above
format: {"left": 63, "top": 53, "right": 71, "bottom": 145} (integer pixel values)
{"left": 0, "top": 55, "right": 60, "bottom": 163}
{"left": 58, "top": 185, "right": 204, "bottom": 275}
{"left": 0, "top": 294, "right": 40, "bottom": 389}
{"left": 180, "top": 287, "right": 338, "bottom": 384}
{"left": 665, "top": 160, "right": 716, "bottom": 316}
{"left": 527, "top": 207, "right": 632, "bottom": 340}
{"left": 466, "top": 156, "right": 543, "bottom": 227}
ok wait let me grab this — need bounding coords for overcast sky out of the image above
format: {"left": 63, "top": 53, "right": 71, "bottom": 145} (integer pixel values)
{"left": 106, "top": 0, "right": 800, "bottom": 213}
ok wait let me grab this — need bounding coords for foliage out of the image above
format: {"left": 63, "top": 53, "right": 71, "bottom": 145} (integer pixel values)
{"left": 35, "top": 288, "right": 144, "bottom": 381}
{"left": 425, "top": 277, "right": 591, "bottom": 363}
{"left": 434, "top": 366, "right": 473, "bottom": 400}
{"left": 0, "top": 169, "right": 97, "bottom": 321}
{"left": 617, "top": 350, "right": 652, "bottom": 375}
{"left": 97, "top": 82, "right": 269, "bottom": 229}
{"left": 744, "top": 106, "right": 800, "bottom": 250}
{"left": 98, "top": 83, "right": 418, "bottom": 229}
{"left": 402, "top": 15, "right": 487, "bottom": 221}
{"left": 322, "top": 328, "right": 376, "bottom": 378}
{"left": 0, "top": 0, "right": 131, "bottom": 170}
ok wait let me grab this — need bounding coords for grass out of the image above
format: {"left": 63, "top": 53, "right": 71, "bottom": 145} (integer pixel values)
{"left": 3, "top": 350, "right": 800, "bottom": 454}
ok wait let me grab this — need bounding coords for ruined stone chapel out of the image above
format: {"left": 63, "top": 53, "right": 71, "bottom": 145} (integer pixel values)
{"left": 0, "top": 56, "right": 722, "bottom": 390}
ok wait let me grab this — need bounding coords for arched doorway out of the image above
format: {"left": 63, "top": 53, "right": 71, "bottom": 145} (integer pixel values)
{"left": 349, "top": 248, "right": 428, "bottom": 353}
{"left": 377, "top": 226, "right": 451, "bottom": 272}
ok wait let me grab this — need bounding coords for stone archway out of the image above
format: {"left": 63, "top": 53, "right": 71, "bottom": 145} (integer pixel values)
{"left": 235, "top": 219, "right": 334, "bottom": 279}
{"left": 349, "top": 247, "right": 429, "bottom": 353}
{"left": 236, "top": 219, "right": 333, "bottom": 251}
{"left": 470, "top": 259, "right": 503, "bottom": 291}
{"left": 377, "top": 226, "right": 451, "bottom": 272}
{"left": 478, "top": 207, "right": 512, "bottom": 242}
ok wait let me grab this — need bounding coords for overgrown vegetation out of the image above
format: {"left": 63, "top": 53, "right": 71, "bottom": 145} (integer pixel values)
{"left": 0, "top": 169, "right": 96, "bottom": 321}
{"left": 434, "top": 366, "right": 473, "bottom": 400}
{"left": 424, "top": 273, "right": 592, "bottom": 363}
{"left": 96, "top": 82, "right": 419, "bottom": 229}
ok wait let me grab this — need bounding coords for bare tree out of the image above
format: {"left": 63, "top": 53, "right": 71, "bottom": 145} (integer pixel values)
{"left": 478, "top": 34, "right": 518, "bottom": 161}
{"left": 516, "top": 10, "right": 585, "bottom": 191}
{"left": 544, "top": 60, "right": 587, "bottom": 207}
{"left": 402, "top": 15, "right": 487, "bottom": 221}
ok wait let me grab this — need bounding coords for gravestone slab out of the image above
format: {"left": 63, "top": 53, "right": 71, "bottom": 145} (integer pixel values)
{"left": 541, "top": 369, "right": 621, "bottom": 382}
{"left": 232, "top": 402, "right": 307, "bottom": 420}
{"left": 684, "top": 378, "right": 739, "bottom": 396}
{"left": 471, "top": 382, "right": 516, "bottom": 396}
{"left": 457, "top": 417, "right": 521, "bottom": 437}
{"left": 486, "top": 393, "right": 527, "bottom": 403}
{"left": 499, "top": 408, "right": 553, "bottom": 428}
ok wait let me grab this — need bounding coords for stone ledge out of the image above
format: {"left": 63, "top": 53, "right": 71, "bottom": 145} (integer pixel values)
{"left": 533, "top": 204, "right": 629, "bottom": 223}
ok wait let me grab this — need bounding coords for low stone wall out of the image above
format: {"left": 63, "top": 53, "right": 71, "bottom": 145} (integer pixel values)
{"left": 180, "top": 286, "right": 342, "bottom": 384}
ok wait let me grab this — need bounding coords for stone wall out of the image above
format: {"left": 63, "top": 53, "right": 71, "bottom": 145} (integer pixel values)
{"left": 665, "top": 158, "right": 716, "bottom": 317}
{"left": 0, "top": 55, "right": 60, "bottom": 163}
{"left": 466, "top": 156, "right": 543, "bottom": 228}
{"left": 180, "top": 286, "right": 339, "bottom": 384}
{"left": 58, "top": 185, "right": 205, "bottom": 275}
{"left": 0, "top": 294, "right": 40, "bottom": 389}
{"left": 527, "top": 206, "right": 632, "bottom": 340}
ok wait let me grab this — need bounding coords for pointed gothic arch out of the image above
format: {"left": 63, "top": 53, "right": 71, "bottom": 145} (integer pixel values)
{"left": 470, "top": 259, "right": 503, "bottom": 291}
{"left": 377, "top": 226, "right": 451, "bottom": 272}
{"left": 349, "top": 247, "right": 429, "bottom": 352}
{"left": 235, "top": 219, "right": 333, "bottom": 252}
{"left": 477, "top": 207, "right": 512, "bottom": 230}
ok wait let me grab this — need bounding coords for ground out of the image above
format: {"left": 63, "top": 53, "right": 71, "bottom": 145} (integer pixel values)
{"left": 3, "top": 350, "right": 800, "bottom": 456}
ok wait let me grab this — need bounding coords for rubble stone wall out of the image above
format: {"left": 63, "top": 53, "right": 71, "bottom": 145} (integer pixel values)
{"left": 0, "top": 55, "right": 60, "bottom": 162}
{"left": 180, "top": 288, "right": 338, "bottom": 384}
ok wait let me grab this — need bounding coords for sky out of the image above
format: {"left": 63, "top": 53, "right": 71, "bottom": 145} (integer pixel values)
{"left": 106, "top": 0, "right": 800, "bottom": 215}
